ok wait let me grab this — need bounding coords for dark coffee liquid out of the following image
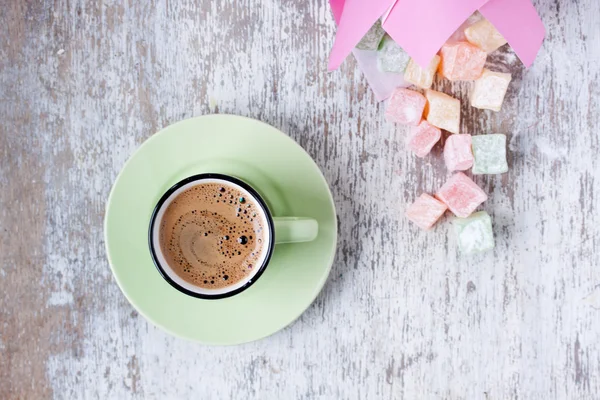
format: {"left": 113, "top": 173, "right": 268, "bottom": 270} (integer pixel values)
{"left": 158, "top": 182, "right": 267, "bottom": 289}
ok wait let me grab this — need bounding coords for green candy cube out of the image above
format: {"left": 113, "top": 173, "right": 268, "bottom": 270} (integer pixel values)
{"left": 377, "top": 35, "right": 410, "bottom": 74}
{"left": 453, "top": 211, "right": 495, "bottom": 255}
{"left": 356, "top": 20, "right": 386, "bottom": 51}
{"left": 472, "top": 134, "right": 508, "bottom": 174}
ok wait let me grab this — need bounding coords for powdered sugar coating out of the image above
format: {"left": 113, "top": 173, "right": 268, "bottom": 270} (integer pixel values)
{"left": 438, "top": 42, "right": 487, "bottom": 81}
{"left": 405, "top": 193, "right": 448, "bottom": 230}
{"left": 377, "top": 35, "right": 411, "bottom": 74}
{"left": 471, "top": 69, "right": 512, "bottom": 112}
{"left": 453, "top": 211, "right": 495, "bottom": 254}
{"left": 404, "top": 55, "right": 441, "bottom": 89}
{"left": 444, "top": 134, "right": 474, "bottom": 171}
{"left": 407, "top": 120, "right": 441, "bottom": 158}
{"left": 436, "top": 172, "right": 487, "bottom": 217}
{"left": 471, "top": 134, "right": 508, "bottom": 174}
{"left": 386, "top": 88, "right": 426, "bottom": 125}
{"left": 425, "top": 90, "right": 461, "bottom": 134}
{"left": 465, "top": 19, "right": 507, "bottom": 53}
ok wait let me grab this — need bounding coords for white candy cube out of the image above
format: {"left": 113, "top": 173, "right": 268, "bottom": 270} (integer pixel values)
{"left": 453, "top": 211, "right": 495, "bottom": 254}
{"left": 471, "top": 69, "right": 512, "bottom": 112}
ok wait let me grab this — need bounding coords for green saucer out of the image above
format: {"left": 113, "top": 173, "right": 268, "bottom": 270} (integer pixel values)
{"left": 104, "top": 115, "right": 337, "bottom": 345}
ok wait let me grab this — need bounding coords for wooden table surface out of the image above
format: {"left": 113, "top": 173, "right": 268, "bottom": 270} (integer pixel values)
{"left": 2, "top": 0, "right": 599, "bottom": 399}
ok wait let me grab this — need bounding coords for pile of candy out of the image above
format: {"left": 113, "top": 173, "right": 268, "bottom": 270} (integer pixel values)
{"left": 358, "top": 14, "right": 511, "bottom": 254}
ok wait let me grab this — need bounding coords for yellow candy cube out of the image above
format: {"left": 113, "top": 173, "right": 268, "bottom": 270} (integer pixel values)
{"left": 471, "top": 69, "right": 512, "bottom": 112}
{"left": 464, "top": 19, "right": 507, "bottom": 53}
{"left": 425, "top": 90, "right": 461, "bottom": 134}
{"left": 404, "top": 55, "right": 441, "bottom": 89}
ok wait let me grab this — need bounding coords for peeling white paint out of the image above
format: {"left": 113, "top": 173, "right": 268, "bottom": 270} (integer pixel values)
{"left": 583, "top": 286, "right": 600, "bottom": 310}
{"left": 46, "top": 291, "right": 74, "bottom": 307}
{"left": 2, "top": 0, "right": 600, "bottom": 399}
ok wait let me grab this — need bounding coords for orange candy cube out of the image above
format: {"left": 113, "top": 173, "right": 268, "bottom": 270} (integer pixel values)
{"left": 404, "top": 55, "right": 441, "bottom": 89}
{"left": 405, "top": 193, "right": 448, "bottom": 230}
{"left": 425, "top": 90, "right": 461, "bottom": 134}
{"left": 465, "top": 19, "right": 507, "bottom": 53}
{"left": 438, "top": 42, "right": 487, "bottom": 81}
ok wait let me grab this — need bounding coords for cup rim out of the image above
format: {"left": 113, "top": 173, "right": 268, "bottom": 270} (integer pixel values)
{"left": 148, "top": 173, "right": 275, "bottom": 300}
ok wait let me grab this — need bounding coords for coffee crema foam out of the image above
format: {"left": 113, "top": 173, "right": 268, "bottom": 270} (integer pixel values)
{"left": 158, "top": 182, "right": 267, "bottom": 289}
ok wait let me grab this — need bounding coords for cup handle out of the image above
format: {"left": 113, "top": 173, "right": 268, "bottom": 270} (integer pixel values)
{"left": 273, "top": 217, "right": 318, "bottom": 244}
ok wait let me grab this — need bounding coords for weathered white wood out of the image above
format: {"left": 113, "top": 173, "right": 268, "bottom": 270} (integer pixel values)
{"left": 1, "top": 0, "right": 599, "bottom": 398}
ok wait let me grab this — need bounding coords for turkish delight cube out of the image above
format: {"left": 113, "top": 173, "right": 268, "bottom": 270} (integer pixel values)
{"left": 438, "top": 42, "right": 487, "bottom": 81}
{"left": 386, "top": 88, "right": 426, "bottom": 125}
{"left": 453, "top": 211, "right": 495, "bottom": 254}
{"left": 407, "top": 121, "right": 441, "bottom": 158}
{"left": 471, "top": 69, "right": 512, "bottom": 112}
{"left": 405, "top": 193, "right": 448, "bottom": 230}
{"left": 425, "top": 90, "right": 461, "bottom": 134}
{"left": 404, "top": 55, "right": 441, "bottom": 89}
{"left": 377, "top": 35, "right": 411, "bottom": 73}
{"left": 436, "top": 172, "right": 487, "bottom": 217}
{"left": 464, "top": 19, "right": 507, "bottom": 53}
{"left": 444, "top": 134, "right": 474, "bottom": 171}
{"left": 471, "top": 134, "right": 508, "bottom": 174}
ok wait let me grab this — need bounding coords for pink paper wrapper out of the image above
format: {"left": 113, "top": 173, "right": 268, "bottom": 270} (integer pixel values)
{"left": 328, "top": 0, "right": 545, "bottom": 100}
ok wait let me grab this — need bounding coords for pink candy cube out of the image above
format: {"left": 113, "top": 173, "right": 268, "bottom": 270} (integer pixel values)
{"left": 405, "top": 193, "right": 448, "bottom": 230}
{"left": 436, "top": 172, "right": 487, "bottom": 217}
{"left": 438, "top": 42, "right": 487, "bottom": 81}
{"left": 444, "top": 134, "right": 474, "bottom": 171}
{"left": 407, "top": 121, "right": 441, "bottom": 158}
{"left": 385, "top": 88, "right": 426, "bottom": 125}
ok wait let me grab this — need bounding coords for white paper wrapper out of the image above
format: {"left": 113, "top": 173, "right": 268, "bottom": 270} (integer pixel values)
{"left": 352, "top": 49, "right": 408, "bottom": 101}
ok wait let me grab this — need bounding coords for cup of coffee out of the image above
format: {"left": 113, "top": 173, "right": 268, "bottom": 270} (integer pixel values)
{"left": 149, "top": 173, "right": 318, "bottom": 299}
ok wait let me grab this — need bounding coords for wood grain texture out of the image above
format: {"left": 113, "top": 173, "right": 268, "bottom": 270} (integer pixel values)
{"left": 1, "top": 0, "right": 599, "bottom": 399}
